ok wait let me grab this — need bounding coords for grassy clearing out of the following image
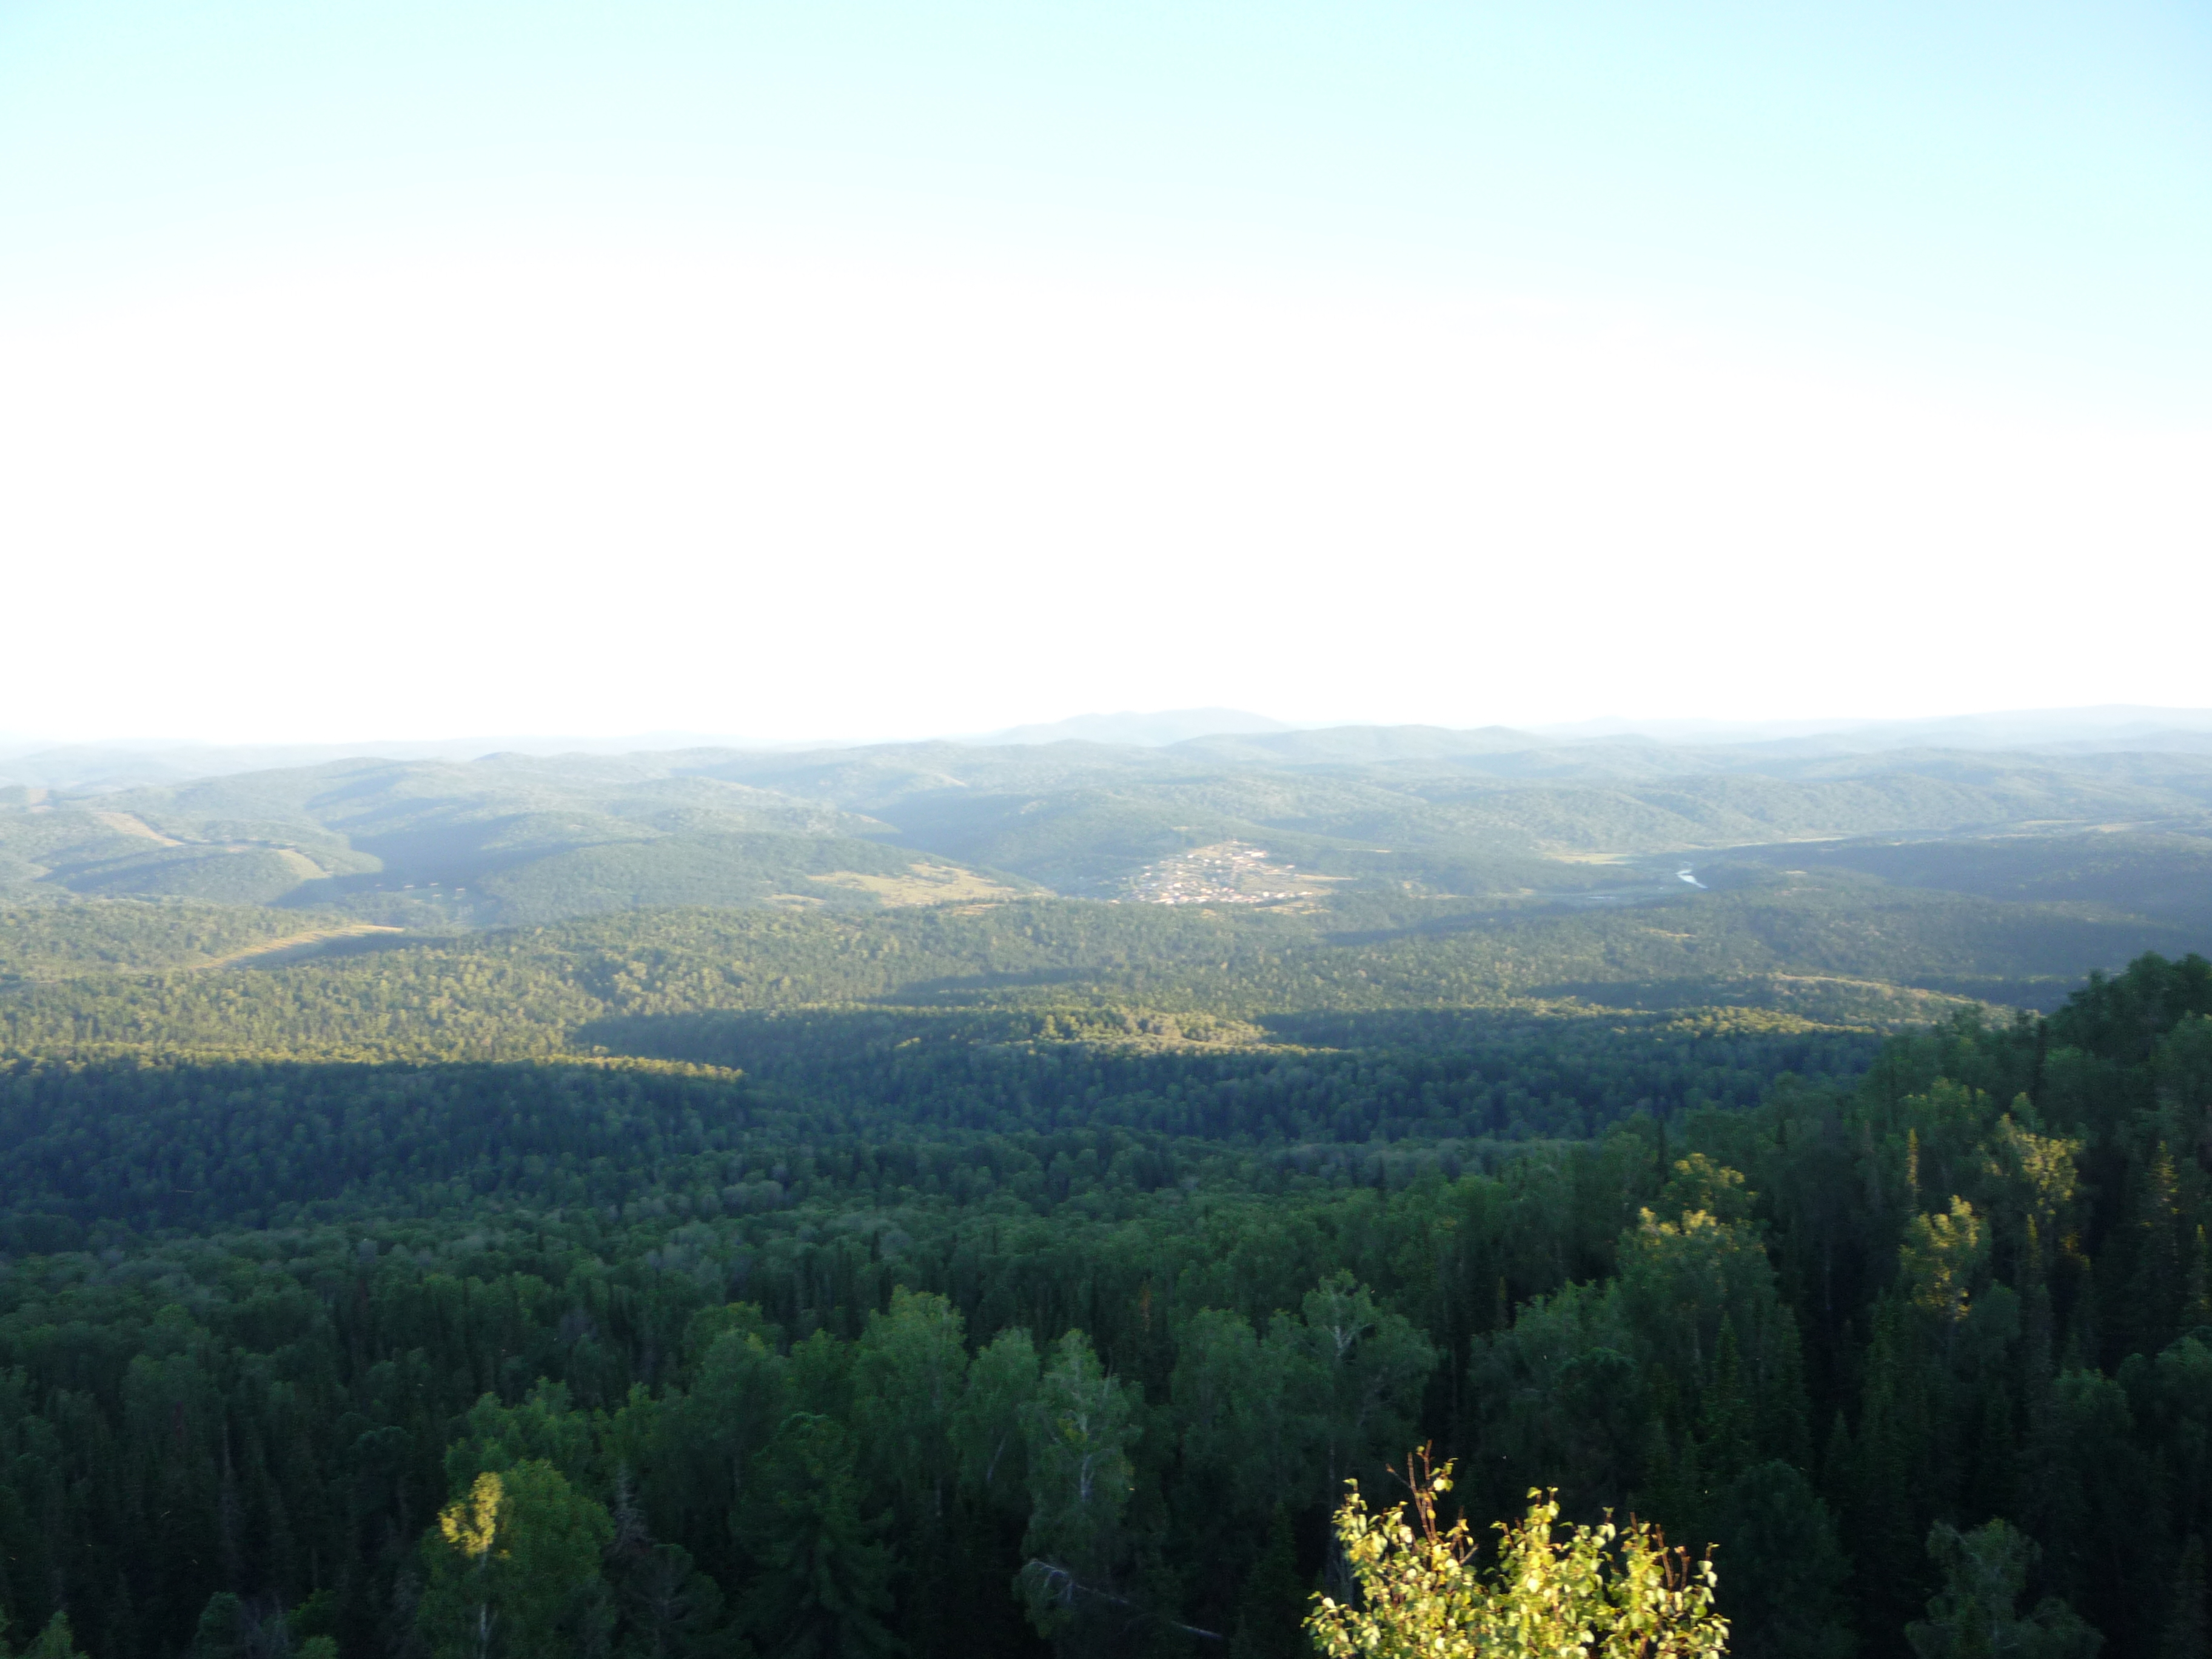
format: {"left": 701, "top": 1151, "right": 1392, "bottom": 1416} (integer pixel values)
{"left": 806, "top": 862, "right": 1025, "bottom": 905}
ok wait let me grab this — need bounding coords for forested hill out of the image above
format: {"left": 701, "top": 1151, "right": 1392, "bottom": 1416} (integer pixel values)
{"left": 0, "top": 949, "right": 2209, "bottom": 1656}
{"left": 9, "top": 720, "right": 2212, "bottom": 1028}
{"left": 0, "top": 875, "right": 2194, "bottom": 1073}
{"left": 5, "top": 726, "right": 2211, "bottom": 936}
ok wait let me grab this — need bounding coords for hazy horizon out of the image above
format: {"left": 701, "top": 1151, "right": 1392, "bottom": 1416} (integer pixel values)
{"left": 12, "top": 699, "right": 2212, "bottom": 763}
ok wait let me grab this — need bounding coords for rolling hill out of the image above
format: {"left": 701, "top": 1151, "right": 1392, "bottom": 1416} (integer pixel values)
{"left": 2, "top": 722, "right": 2209, "bottom": 1017}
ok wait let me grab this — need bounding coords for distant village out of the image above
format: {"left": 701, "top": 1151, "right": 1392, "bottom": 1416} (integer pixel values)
{"left": 1121, "top": 839, "right": 1326, "bottom": 907}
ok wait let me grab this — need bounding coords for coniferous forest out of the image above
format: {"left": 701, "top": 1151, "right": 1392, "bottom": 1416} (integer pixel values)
{"left": 5, "top": 732, "right": 2212, "bottom": 1657}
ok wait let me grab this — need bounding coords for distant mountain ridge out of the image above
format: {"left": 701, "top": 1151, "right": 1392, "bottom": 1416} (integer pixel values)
{"left": 1532, "top": 705, "right": 2212, "bottom": 750}
{"left": 0, "top": 732, "right": 816, "bottom": 792}
{"left": 15, "top": 705, "right": 2212, "bottom": 794}
{"left": 972, "top": 708, "right": 1293, "bottom": 746}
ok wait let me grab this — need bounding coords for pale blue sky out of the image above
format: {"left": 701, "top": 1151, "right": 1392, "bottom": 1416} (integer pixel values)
{"left": 2, "top": 1, "right": 2208, "bottom": 739}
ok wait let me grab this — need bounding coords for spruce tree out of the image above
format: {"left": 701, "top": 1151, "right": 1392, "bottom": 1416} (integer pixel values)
{"left": 16, "top": 1615, "right": 87, "bottom": 1659}
{"left": 2129, "top": 1145, "right": 2185, "bottom": 1356}
{"left": 2164, "top": 1536, "right": 2208, "bottom": 1659}
{"left": 1231, "top": 1507, "right": 1308, "bottom": 1659}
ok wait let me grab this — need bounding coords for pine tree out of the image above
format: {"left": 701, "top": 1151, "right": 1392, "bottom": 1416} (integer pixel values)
{"left": 1698, "top": 1316, "right": 1755, "bottom": 1490}
{"left": 1231, "top": 1507, "right": 1308, "bottom": 1659}
{"left": 736, "top": 1415, "right": 899, "bottom": 1659}
{"left": 2130, "top": 1145, "right": 2185, "bottom": 1356}
{"left": 14, "top": 1615, "right": 88, "bottom": 1659}
{"left": 2185, "top": 1228, "right": 2212, "bottom": 1333}
{"left": 2165, "top": 1535, "right": 2208, "bottom": 1659}
{"left": 187, "top": 1593, "right": 246, "bottom": 1659}
{"left": 1818, "top": 1412, "right": 1855, "bottom": 1535}
{"left": 1857, "top": 1302, "right": 1938, "bottom": 1636}
{"left": 1966, "top": 1384, "right": 2019, "bottom": 1527}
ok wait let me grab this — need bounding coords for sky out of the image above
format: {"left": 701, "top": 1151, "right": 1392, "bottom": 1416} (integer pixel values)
{"left": 2, "top": 0, "right": 2208, "bottom": 745}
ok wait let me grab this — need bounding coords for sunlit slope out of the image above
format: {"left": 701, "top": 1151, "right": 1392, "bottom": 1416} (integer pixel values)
{"left": 3, "top": 873, "right": 2197, "bottom": 1062}
{"left": 0, "top": 899, "right": 364, "bottom": 978}
{"left": 0, "top": 754, "right": 1031, "bottom": 923}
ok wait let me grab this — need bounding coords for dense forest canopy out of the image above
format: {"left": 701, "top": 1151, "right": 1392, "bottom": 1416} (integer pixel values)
{"left": 2, "top": 950, "right": 2211, "bottom": 1656}
{"left": 4, "top": 726, "right": 2212, "bottom": 1655}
